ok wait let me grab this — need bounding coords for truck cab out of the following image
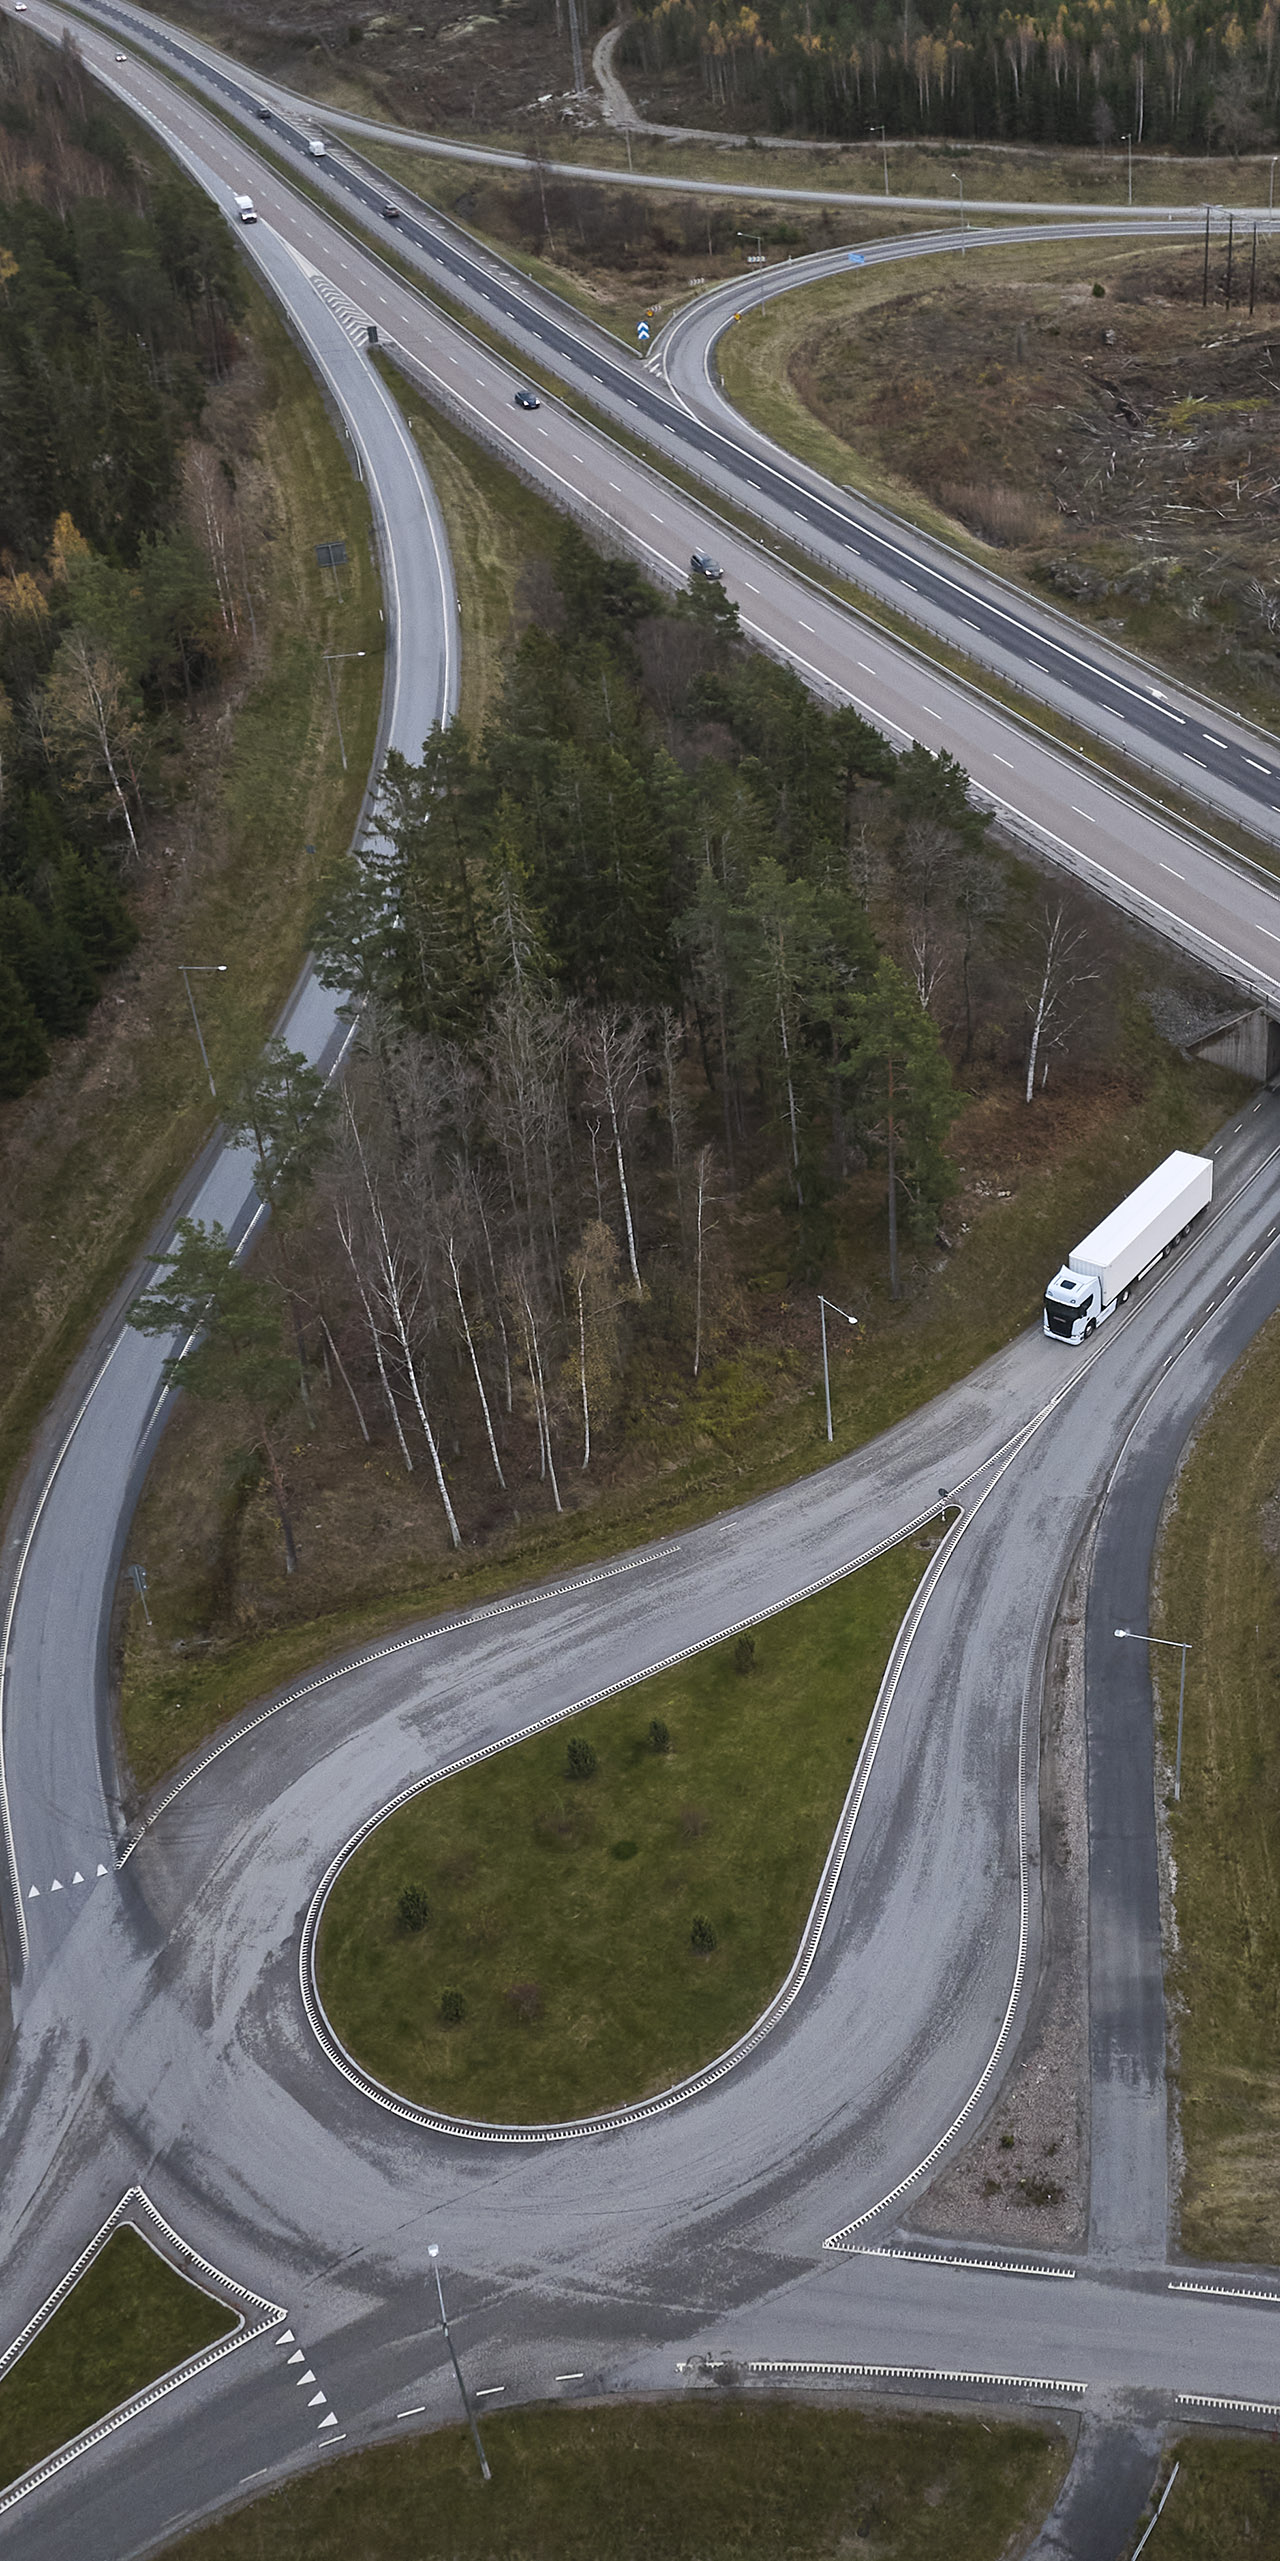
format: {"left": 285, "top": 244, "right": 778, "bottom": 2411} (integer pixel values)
{"left": 1043, "top": 1268, "right": 1101, "bottom": 1342}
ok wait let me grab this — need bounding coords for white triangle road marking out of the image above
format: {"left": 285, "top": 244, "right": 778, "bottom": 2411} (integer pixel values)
{"left": 296, "top": 2371, "right": 316, "bottom": 2387}
{"left": 72, "top": 1871, "right": 84, "bottom": 1885}
{"left": 318, "top": 2414, "right": 339, "bottom": 2429}
{"left": 96, "top": 1863, "right": 109, "bottom": 1877}
{"left": 276, "top": 2329, "right": 295, "bottom": 2344}
{"left": 287, "top": 2351, "right": 305, "bottom": 2366}
{"left": 26, "top": 1886, "right": 39, "bottom": 1899}
{"left": 50, "top": 1879, "right": 63, "bottom": 1892}
{"left": 307, "top": 2390, "right": 326, "bottom": 2408}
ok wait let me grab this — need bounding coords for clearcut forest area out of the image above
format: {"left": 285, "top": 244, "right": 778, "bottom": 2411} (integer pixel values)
{"left": 740, "top": 241, "right": 1280, "bottom": 723}
{"left": 116, "top": 506, "right": 1243, "bottom": 1797}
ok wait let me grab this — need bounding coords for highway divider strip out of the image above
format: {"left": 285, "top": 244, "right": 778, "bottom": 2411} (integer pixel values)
{"left": 0, "top": 2186, "right": 285, "bottom": 2519}
{"left": 687, "top": 2355, "right": 1087, "bottom": 2395}
{"left": 835, "top": 2243, "right": 1076, "bottom": 2280}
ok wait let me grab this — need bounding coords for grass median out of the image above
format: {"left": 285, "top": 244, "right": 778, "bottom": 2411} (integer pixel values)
{"left": 0, "top": 2227, "right": 235, "bottom": 2495}
{"left": 1127, "top": 2439, "right": 1280, "bottom": 2557}
{"left": 164, "top": 2396, "right": 1067, "bottom": 2561}
{"left": 317, "top": 1527, "right": 936, "bottom": 2123}
{"left": 1152, "top": 1306, "right": 1280, "bottom": 2266}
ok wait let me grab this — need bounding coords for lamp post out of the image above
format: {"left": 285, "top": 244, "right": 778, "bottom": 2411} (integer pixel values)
{"left": 1115, "top": 1627, "right": 1191, "bottom": 1801}
{"left": 322, "top": 649, "right": 366, "bottom": 772}
{"left": 869, "top": 120, "right": 889, "bottom": 196}
{"left": 1270, "top": 155, "right": 1277, "bottom": 213}
{"left": 1122, "top": 130, "right": 1133, "bottom": 205}
{"left": 178, "top": 963, "right": 226, "bottom": 1100}
{"left": 950, "top": 169, "right": 965, "bottom": 252}
{"left": 818, "top": 1295, "right": 858, "bottom": 1442}
{"left": 427, "top": 2245, "right": 491, "bottom": 2483}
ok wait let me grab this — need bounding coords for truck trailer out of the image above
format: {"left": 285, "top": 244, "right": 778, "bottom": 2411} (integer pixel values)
{"left": 1043, "top": 1150, "right": 1213, "bottom": 1343}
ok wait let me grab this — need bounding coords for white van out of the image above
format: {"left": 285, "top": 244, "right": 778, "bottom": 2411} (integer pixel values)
{"left": 233, "top": 194, "right": 258, "bottom": 223}
{"left": 307, "top": 136, "right": 326, "bottom": 159}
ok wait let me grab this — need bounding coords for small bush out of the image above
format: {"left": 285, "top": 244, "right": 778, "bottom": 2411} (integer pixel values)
{"left": 691, "top": 1913, "right": 718, "bottom": 1954}
{"left": 397, "top": 1884, "right": 431, "bottom": 1933}
{"left": 648, "top": 1717, "right": 671, "bottom": 1753}
{"left": 733, "top": 1634, "right": 756, "bottom": 1677}
{"left": 1018, "top": 2174, "right": 1065, "bottom": 2208}
{"left": 439, "top": 1987, "right": 467, "bottom": 2025}
{"left": 566, "top": 1735, "right": 598, "bottom": 1782}
{"left": 506, "top": 1980, "right": 542, "bottom": 2025}
{"left": 611, "top": 1838, "right": 639, "bottom": 1860}
{"left": 1092, "top": 280, "right": 1106, "bottom": 296}
{"left": 999, "top": 2129, "right": 1016, "bottom": 2150}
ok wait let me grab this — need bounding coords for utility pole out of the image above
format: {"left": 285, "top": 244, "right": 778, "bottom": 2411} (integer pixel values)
{"left": 1202, "top": 203, "right": 1211, "bottom": 306}
{"left": 1250, "top": 223, "right": 1258, "bottom": 315}
{"left": 427, "top": 2246, "right": 491, "bottom": 2483}
{"left": 869, "top": 121, "right": 889, "bottom": 196}
{"left": 178, "top": 963, "right": 227, "bottom": 1100}
{"left": 1225, "top": 212, "right": 1235, "bottom": 309}
{"left": 322, "top": 649, "right": 366, "bottom": 772}
{"left": 565, "top": 0, "right": 585, "bottom": 93}
{"left": 1114, "top": 1628, "right": 1192, "bottom": 1800}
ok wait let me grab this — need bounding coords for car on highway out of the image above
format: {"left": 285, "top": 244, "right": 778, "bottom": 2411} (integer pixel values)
{"left": 13, "top": 6, "right": 28, "bottom": 14}
{"left": 254, "top": 104, "right": 272, "bottom": 119}
{"left": 513, "top": 388, "right": 540, "bottom": 410}
{"left": 381, "top": 202, "right": 401, "bottom": 220}
{"left": 114, "top": 48, "right": 126, "bottom": 59}
{"left": 690, "top": 549, "right": 722, "bottom": 578}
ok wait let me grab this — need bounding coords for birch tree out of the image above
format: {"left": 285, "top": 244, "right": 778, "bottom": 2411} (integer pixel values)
{"left": 579, "top": 1007, "right": 649, "bottom": 1296}
{"left": 1023, "top": 903, "right": 1098, "bottom": 1103}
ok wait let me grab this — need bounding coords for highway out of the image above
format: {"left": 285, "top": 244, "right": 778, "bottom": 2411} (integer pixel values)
{"left": 2, "top": 21, "right": 1280, "bottom": 2559}
{"left": 39, "top": 0, "right": 1280, "bottom": 1011}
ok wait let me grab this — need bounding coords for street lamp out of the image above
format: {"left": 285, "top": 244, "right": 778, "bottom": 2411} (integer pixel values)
{"left": 322, "top": 648, "right": 366, "bottom": 772}
{"left": 178, "top": 963, "right": 226, "bottom": 1100}
{"left": 1115, "top": 1627, "right": 1191, "bottom": 1801}
{"left": 869, "top": 120, "right": 889, "bottom": 197}
{"left": 1121, "top": 130, "right": 1133, "bottom": 205}
{"left": 950, "top": 169, "right": 965, "bottom": 253}
{"left": 818, "top": 1294, "right": 858, "bottom": 1442}
{"left": 427, "top": 2245, "right": 491, "bottom": 2483}
{"left": 1270, "top": 155, "right": 1278, "bottom": 214}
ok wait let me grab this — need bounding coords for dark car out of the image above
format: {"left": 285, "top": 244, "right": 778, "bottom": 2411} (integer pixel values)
{"left": 382, "top": 201, "right": 401, "bottom": 220}
{"left": 254, "top": 104, "right": 272, "bottom": 119}
{"left": 690, "top": 549, "right": 722, "bottom": 579}
{"left": 513, "top": 388, "right": 540, "bottom": 411}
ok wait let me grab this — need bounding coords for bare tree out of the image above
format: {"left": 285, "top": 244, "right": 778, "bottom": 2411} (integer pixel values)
{"left": 566, "top": 1220, "right": 620, "bottom": 1470}
{"left": 34, "top": 630, "right": 142, "bottom": 861}
{"left": 509, "top": 1261, "right": 562, "bottom": 1511}
{"left": 1023, "top": 902, "right": 1098, "bottom": 1102}
{"left": 692, "top": 1144, "right": 719, "bottom": 1381}
{"left": 579, "top": 1008, "right": 649, "bottom": 1297}
{"left": 341, "top": 1100, "right": 460, "bottom": 1546}
{"left": 446, "top": 1231, "right": 505, "bottom": 1488}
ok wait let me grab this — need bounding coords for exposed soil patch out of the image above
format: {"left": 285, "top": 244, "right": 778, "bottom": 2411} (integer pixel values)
{"left": 789, "top": 250, "right": 1280, "bottom": 710}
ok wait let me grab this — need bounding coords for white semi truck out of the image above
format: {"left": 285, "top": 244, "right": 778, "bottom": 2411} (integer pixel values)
{"left": 1043, "top": 1149, "right": 1213, "bottom": 1343}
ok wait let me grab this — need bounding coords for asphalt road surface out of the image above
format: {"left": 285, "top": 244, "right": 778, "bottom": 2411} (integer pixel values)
{"left": 45, "top": 0, "right": 1280, "bottom": 862}
{"left": 4, "top": 30, "right": 1280, "bottom": 2559}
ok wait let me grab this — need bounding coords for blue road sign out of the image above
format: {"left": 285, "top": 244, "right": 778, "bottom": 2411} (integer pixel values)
{"left": 637, "top": 321, "right": 651, "bottom": 342}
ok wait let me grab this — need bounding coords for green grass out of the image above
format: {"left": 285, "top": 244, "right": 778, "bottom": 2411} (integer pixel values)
{"left": 371, "top": 359, "right": 565, "bottom": 732}
{"left": 318, "top": 1526, "right": 936, "bottom": 2121}
{"left": 164, "top": 2398, "right": 1067, "bottom": 2560}
{"left": 0, "top": 277, "right": 384, "bottom": 1516}
{"left": 1151, "top": 1306, "right": 1280, "bottom": 2265}
{"left": 1127, "top": 2440, "right": 1280, "bottom": 2557}
{"left": 0, "top": 2227, "right": 235, "bottom": 2494}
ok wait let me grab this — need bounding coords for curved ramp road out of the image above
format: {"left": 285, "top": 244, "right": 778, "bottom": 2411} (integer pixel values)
{"left": 2, "top": 1099, "right": 1280, "bottom": 2557}
{"left": 41, "top": 0, "right": 1280, "bottom": 860}
{"left": 0, "top": 140, "right": 458, "bottom": 1994}
{"left": 22, "top": 5, "right": 1280, "bottom": 1018}
{"left": 5, "top": 29, "right": 1280, "bottom": 2558}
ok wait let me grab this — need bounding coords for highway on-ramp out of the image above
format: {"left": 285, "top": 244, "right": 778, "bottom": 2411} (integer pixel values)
{"left": 2, "top": 27, "right": 1280, "bottom": 2559}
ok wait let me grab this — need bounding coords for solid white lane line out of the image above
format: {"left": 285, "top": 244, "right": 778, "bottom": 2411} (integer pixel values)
{"left": 1070, "top": 806, "right": 1097, "bottom": 822}
{"left": 1160, "top": 863, "right": 1185, "bottom": 878}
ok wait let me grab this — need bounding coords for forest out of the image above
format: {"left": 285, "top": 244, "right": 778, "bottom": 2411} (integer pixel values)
{"left": 130, "top": 526, "right": 1118, "bottom": 1568}
{"left": 620, "top": 0, "right": 1280, "bottom": 149}
{"left": 0, "top": 27, "right": 248, "bottom": 1096}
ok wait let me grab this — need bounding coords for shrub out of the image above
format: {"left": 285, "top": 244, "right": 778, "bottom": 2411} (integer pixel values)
{"left": 1092, "top": 280, "right": 1106, "bottom": 296}
{"left": 397, "top": 1884, "right": 431, "bottom": 1933}
{"left": 506, "top": 1980, "right": 542, "bottom": 2025}
{"left": 734, "top": 1634, "right": 756, "bottom": 1677}
{"left": 648, "top": 1717, "right": 671, "bottom": 1754}
{"left": 566, "top": 1734, "right": 598, "bottom": 1782}
{"left": 999, "top": 2129, "right": 1016, "bottom": 2150}
{"left": 439, "top": 1987, "right": 467, "bottom": 2025}
{"left": 691, "top": 1913, "right": 717, "bottom": 1953}
{"left": 611, "top": 1838, "right": 639, "bottom": 1860}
